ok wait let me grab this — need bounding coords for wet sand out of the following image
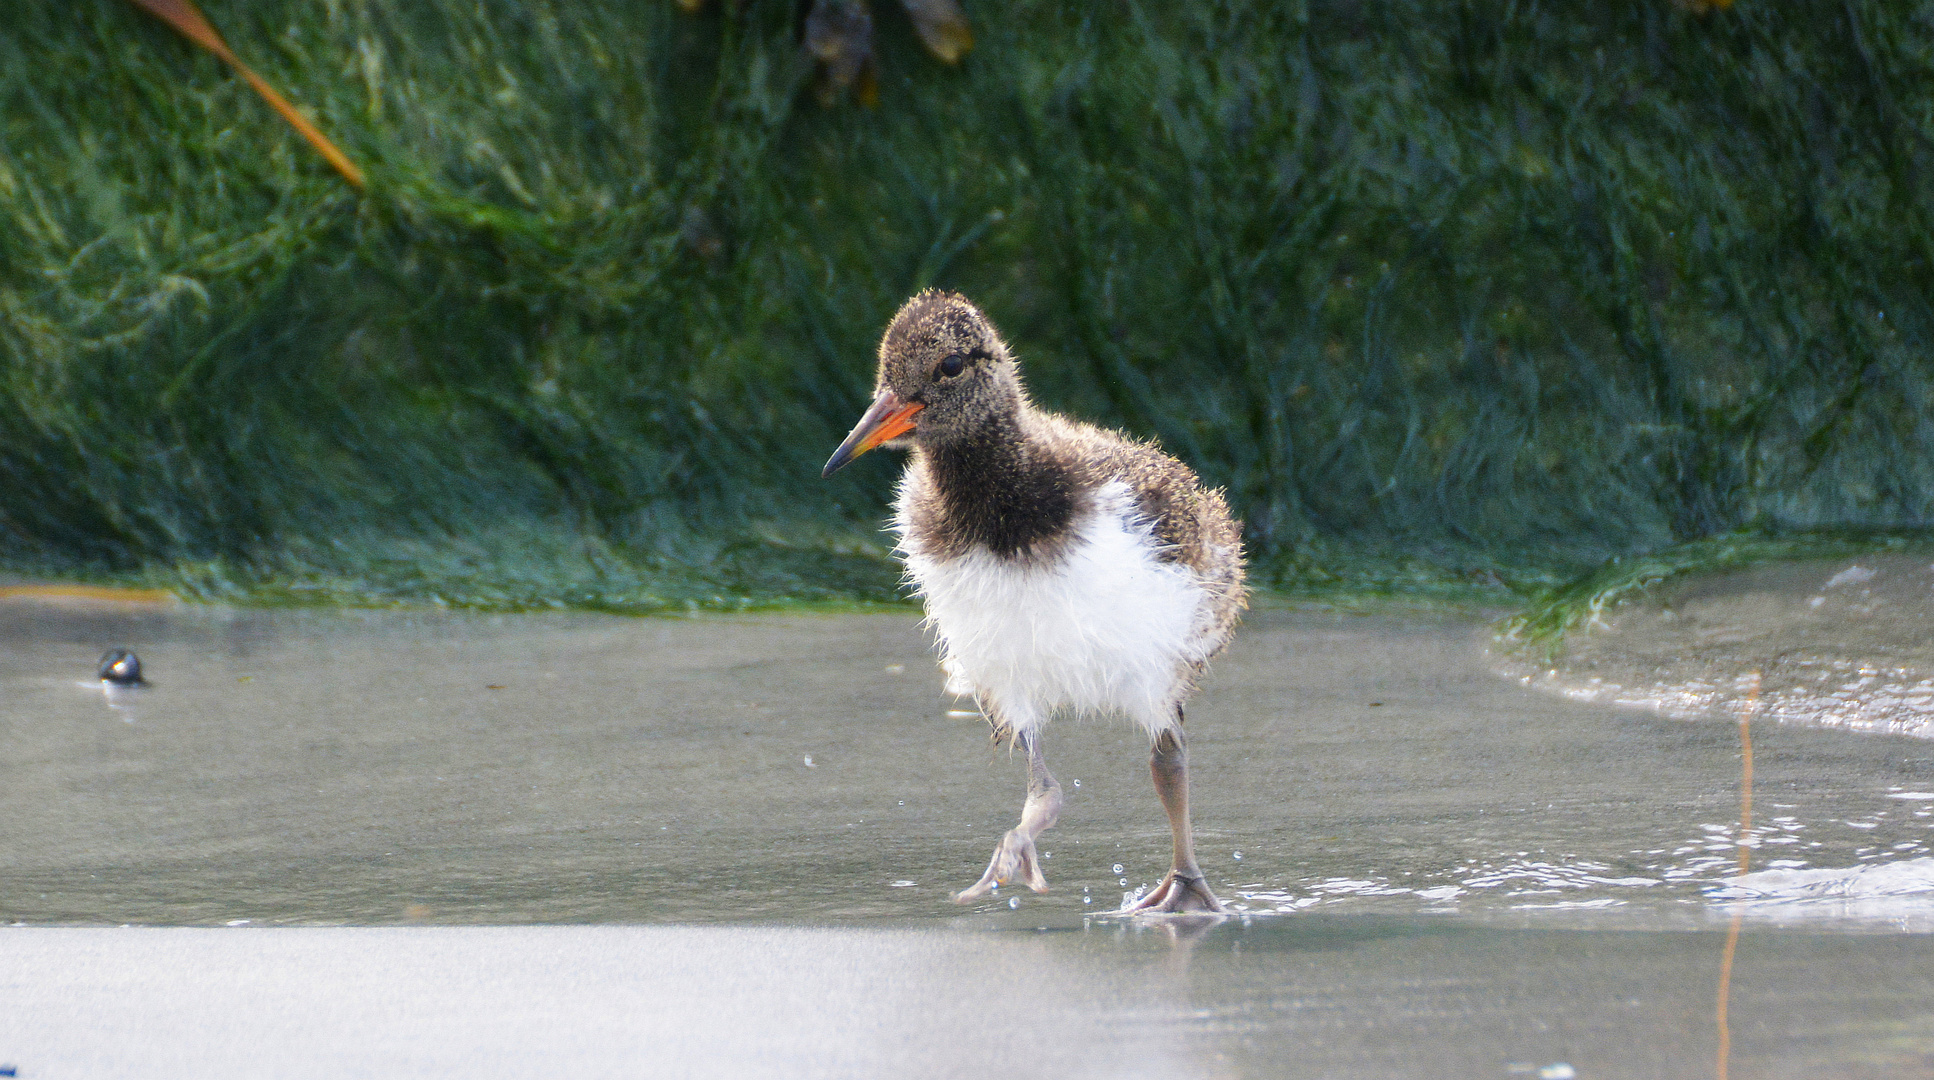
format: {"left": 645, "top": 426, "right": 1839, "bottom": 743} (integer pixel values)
{"left": 5, "top": 921, "right": 1933, "bottom": 1080}
{"left": 3, "top": 596, "right": 1932, "bottom": 1076}
{"left": 1510, "top": 554, "right": 1934, "bottom": 739}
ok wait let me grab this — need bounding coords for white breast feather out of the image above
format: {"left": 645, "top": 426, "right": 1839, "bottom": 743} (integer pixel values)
{"left": 895, "top": 480, "right": 1212, "bottom": 737}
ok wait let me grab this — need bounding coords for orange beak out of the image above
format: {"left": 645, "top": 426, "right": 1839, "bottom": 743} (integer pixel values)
{"left": 822, "top": 388, "right": 924, "bottom": 477}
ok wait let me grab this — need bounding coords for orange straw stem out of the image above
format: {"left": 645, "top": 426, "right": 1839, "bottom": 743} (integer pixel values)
{"left": 1716, "top": 670, "right": 1760, "bottom": 1080}
{"left": 127, "top": 0, "right": 364, "bottom": 188}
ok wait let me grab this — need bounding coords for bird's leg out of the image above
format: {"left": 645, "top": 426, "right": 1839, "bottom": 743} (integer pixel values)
{"left": 1123, "top": 722, "right": 1225, "bottom": 914}
{"left": 954, "top": 728, "right": 1062, "bottom": 903}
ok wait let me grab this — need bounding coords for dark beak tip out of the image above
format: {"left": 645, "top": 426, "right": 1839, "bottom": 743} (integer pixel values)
{"left": 823, "top": 388, "right": 918, "bottom": 479}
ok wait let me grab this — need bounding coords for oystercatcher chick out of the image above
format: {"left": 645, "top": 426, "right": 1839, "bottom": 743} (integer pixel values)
{"left": 822, "top": 290, "right": 1246, "bottom": 913}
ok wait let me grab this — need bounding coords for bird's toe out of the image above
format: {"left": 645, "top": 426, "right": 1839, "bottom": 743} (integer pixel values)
{"left": 1121, "top": 869, "right": 1225, "bottom": 915}
{"left": 953, "top": 826, "right": 1049, "bottom": 903}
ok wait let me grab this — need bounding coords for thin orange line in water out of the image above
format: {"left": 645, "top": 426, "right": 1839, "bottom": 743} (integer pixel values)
{"left": 1716, "top": 671, "right": 1760, "bottom": 1080}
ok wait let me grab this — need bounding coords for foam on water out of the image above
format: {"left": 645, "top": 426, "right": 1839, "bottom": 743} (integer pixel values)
{"left": 1523, "top": 663, "right": 1934, "bottom": 740}
{"left": 1228, "top": 824, "right": 1934, "bottom": 925}
{"left": 1707, "top": 857, "right": 1934, "bottom": 929}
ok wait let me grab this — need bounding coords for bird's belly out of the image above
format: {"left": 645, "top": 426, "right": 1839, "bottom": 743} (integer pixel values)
{"left": 898, "top": 494, "right": 1210, "bottom": 734}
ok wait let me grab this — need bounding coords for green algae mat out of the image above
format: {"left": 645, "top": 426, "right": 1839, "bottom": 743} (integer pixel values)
{"left": 5, "top": 1, "right": 1932, "bottom": 612}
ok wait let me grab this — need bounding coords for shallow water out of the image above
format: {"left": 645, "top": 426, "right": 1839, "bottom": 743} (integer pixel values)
{"left": 3, "top": 597, "right": 1933, "bottom": 1076}
{"left": 4, "top": 600, "right": 1929, "bottom": 927}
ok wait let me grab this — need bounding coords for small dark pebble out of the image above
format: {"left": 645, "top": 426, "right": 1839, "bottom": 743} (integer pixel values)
{"left": 98, "top": 648, "right": 146, "bottom": 686}
{"left": 1367, "top": 701, "right": 1384, "bottom": 707}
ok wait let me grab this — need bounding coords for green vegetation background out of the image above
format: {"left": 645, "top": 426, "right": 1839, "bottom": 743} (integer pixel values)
{"left": 4, "top": 1, "right": 1932, "bottom": 613}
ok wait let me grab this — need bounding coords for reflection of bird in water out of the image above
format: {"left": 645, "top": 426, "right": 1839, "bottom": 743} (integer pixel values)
{"left": 98, "top": 649, "right": 147, "bottom": 687}
{"left": 823, "top": 291, "right": 1246, "bottom": 913}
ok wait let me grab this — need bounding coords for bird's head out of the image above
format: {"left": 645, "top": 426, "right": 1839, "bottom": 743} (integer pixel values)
{"left": 822, "top": 290, "right": 1020, "bottom": 476}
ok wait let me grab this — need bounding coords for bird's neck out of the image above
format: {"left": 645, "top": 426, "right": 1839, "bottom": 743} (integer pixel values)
{"left": 921, "top": 409, "right": 1078, "bottom": 560}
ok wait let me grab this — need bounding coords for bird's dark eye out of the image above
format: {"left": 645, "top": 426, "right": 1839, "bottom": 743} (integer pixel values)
{"left": 939, "top": 354, "right": 966, "bottom": 378}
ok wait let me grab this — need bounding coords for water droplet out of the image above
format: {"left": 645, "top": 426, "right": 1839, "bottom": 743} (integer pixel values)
{"left": 802, "top": 754, "right": 816, "bottom": 767}
{"left": 1111, "top": 863, "right": 1124, "bottom": 874}
{"left": 1007, "top": 897, "right": 1019, "bottom": 909}
{"left": 1119, "top": 877, "right": 1128, "bottom": 887}
{"left": 1072, "top": 779, "right": 1081, "bottom": 788}
{"left": 897, "top": 800, "right": 904, "bottom": 805}
{"left": 1083, "top": 896, "right": 1092, "bottom": 904}
{"left": 1233, "top": 850, "right": 1244, "bottom": 861}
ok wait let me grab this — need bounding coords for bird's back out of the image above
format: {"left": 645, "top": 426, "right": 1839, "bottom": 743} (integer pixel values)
{"left": 1030, "top": 412, "right": 1247, "bottom": 658}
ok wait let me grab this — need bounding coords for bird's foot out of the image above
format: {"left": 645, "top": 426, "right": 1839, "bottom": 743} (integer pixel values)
{"left": 953, "top": 827, "right": 1049, "bottom": 903}
{"left": 1120, "top": 868, "right": 1225, "bottom": 915}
